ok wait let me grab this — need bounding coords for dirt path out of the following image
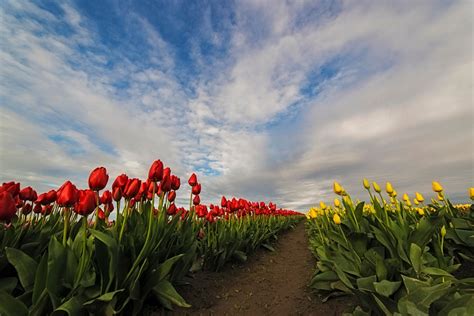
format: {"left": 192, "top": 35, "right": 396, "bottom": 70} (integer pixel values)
{"left": 170, "top": 222, "right": 355, "bottom": 315}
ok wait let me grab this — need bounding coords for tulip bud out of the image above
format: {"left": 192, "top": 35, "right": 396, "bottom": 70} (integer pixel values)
{"left": 385, "top": 182, "right": 394, "bottom": 196}
{"left": 221, "top": 196, "right": 227, "bottom": 208}
{"left": 19, "top": 186, "right": 38, "bottom": 201}
{"left": 188, "top": 173, "right": 198, "bottom": 187}
{"left": 100, "top": 190, "right": 112, "bottom": 205}
{"left": 415, "top": 192, "right": 424, "bottom": 203}
{"left": 372, "top": 182, "right": 381, "bottom": 193}
{"left": 112, "top": 187, "right": 122, "bottom": 201}
{"left": 168, "top": 190, "right": 176, "bottom": 202}
{"left": 167, "top": 203, "right": 177, "bottom": 215}
{"left": 74, "top": 190, "right": 97, "bottom": 216}
{"left": 333, "top": 213, "right": 341, "bottom": 225}
{"left": 432, "top": 181, "right": 443, "bottom": 193}
{"left": 192, "top": 183, "right": 201, "bottom": 195}
{"left": 319, "top": 201, "right": 327, "bottom": 210}
{"left": 469, "top": 187, "right": 474, "bottom": 201}
{"left": 363, "top": 178, "right": 370, "bottom": 190}
{"left": 171, "top": 176, "right": 181, "bottom": 191}
{"left": 88, "top": 167, "right": 109, "bottom": 191}
{"left": 403, "top": 193, "right": 409, "bottom": 202}
{"left": 113, "top": 174, "right": 128, "bottom": 190}
{"left": 441, "top": 225, "right": 446, "bottom": 238}
{"left": 333, "top": 182, "right": 343, "bottom": 195}
{"left": 161, "top": 173, "right": 172, "bottom": 192}
{"left": 57, "top": 181, "right": 79, "bottom": 207}
{"left": 148, "top": 160, "right": 164, "bottom": 182}
{"left": 334, "top": 198, "right": 341, "bottom": 208}
{"left": 193, "top": 194, "right": 200, "bottom": 206}
{"left": 413, "top": 198, "right": 419, "bottom": 205}
{"left": 123, "top": 178, "right": 141, "bottom": 199}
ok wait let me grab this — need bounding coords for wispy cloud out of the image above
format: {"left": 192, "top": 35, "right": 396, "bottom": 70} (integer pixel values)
{"left": 0, "top": 0, "right": 472, "bottom": 210}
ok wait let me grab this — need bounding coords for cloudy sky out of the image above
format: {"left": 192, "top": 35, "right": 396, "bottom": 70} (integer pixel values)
{"left": 0, "top": 0, "right": 472, "bottom": 210}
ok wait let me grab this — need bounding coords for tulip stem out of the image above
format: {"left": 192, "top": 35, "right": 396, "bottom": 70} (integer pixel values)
{"left": 93, "top": 192, "right": 99, "bottom": 229}
{"left": 118, "top": 200, "right": 130, "bottom": 244}
{"left": 62, "top": 207, "right": 69, "bottom": 246}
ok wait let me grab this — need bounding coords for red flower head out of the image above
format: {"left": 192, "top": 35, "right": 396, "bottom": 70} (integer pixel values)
{"left": 168, "top": 190, "right": 176, "bottom": 202}
{"left": 0, "top": 191, "right": 17, "bottom": 222}
{"left": 206, "top": 212, "right": 215, "bottom": 223}
{"left": 97, "top": 207, "right": 105, "bottom": 220}
{"left": 192, "top": 183, "right": 201, "bottom": 195}
{"left": 221, "top": 196, "right": 227, "bottom": 207}
{"left": 112, "top": 187, "right": 122, "bottom": 201}
{"left": 113, "top": 174, "right": 128, "bottom": 190}
{"left": 57, "top": 181, "right": 79, "bottom": 207}
{"left": 161, "top": 168, "right": 172, "bottom": 192}
{"left": 188, "top": 173, "right": 197, "bottom": 187}
{"left": 193, "top": 194, "right": 200, "bottom": 206}
{"left": 19, "top": 186, "right": 38, "bottom": 201}
{"left": 196, "top": 205, "right": 208, "bottom": 218}
{"left": 100, "top": 190, "right": 112, "bottom": 205}
{"left": 88, "top": 167, "right": 109, "bottom": 191}
{"left": 46, "top": 190, "right": 57, "bottom": 204}
{"left": 171, "top": 175, "right": 181, "bottom": 191}
{"left": 33, "top": 203, "right": 42, "bottom": 214}
{"left": 21, "top": 203, "right": 32, "bottom": 215}
{"left": 41, "top": 204, "right": 53, "bottom": 216}
{"left": 1, "top": 182, "right": 20, "bottom": 197}
{"left": 106, "top": 202, "right": 114, "bottom": 213}
{"left": 75, "top": 189, "right": 97, "bottom": 216}
{"left": 134, "top": 182, "right": 148, "bottom": 200}
{"left": 148, "top": 159, "right": 164, "bottom": 182}
{"left": 123, "top": 178, "right": 141, "bottom": 199}
{"left": 167, "top": 203, "right": 177, "bottom": 215}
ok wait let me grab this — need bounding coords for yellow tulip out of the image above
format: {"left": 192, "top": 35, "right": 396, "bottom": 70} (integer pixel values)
{"left": 417, "top": 208, "right": 425, "bottom": 216}
{"left": 403, "top": 193, "right": 409, "bottom": 202}
{"left": 309, "top": 208, "right": 317, "bottom": 219}
{"left": 414, "top": 198, "right": 419, "bottom": 205}
{"left": 392, "top": 190, "right": 397, "bottom": 197}
{"left": 386, "top": 182, "right": 394, "bottom": 195}
{"left": 441, "top": 225, "right": 446, "bottom": 238}
{"left": 319, "top": 201, "right": 327, "bottom": 210}
{"left": 432, "top": 181, "right": 443, "bottom": 193}
{"left": 415, "top": 192, "right": 424, "bottom": 203}
{"left": 333, "top": 213, "right": 341, "bottom": 225}
{"left": 437, "top": 193, "right": 444, "bottom": 201}
{"left": 469, "top": 187, "right": 474, "bottom": 200}
{"left": 373, "top": 182, "right": 381, "bottom": 193}
{"left": 406, "top": 200, "right": 412, "bottom": 207}
{"left": 333, "top": 182, "right": 343, "bottom": 195}
{"left": 334, "top": 198, "right": 341, "bottom": 207}
{"left": 363, "top": 178, "right": 370, "bottom": 190}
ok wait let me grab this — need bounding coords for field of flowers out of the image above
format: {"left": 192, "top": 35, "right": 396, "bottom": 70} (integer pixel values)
{"left": 0, "top": 160, "right": 303, "bottom": 315}
{"left": 306, "top": 181, "right": 474, "bottom": 315}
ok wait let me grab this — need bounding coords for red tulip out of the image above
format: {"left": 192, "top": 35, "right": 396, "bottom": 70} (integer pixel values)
{"left": 112, "top": 187, "right": 122, "bottom": 201}
{"left": 148, "top": 160, "right": 164, "bottom": 182}
{"left": 188, "top": 173, "right": 197, "bottom": 187}
{"left": 193, "top": 194, "right": 200, "bottom": 206}
{"left": 106, "top": 202, "right": 114, "bottom": 213}
{"left": 123, "top": 178, "right": 141, "bottom": 199}
{"left": 100, "top": 190, "right": 112, "bottom": 205}
{"left": 0, "top": 191, "right": 17, "bottom": 222}
{"left": 167, "top": 203, "right": 177, "bottom": 215}
{"left": 113, "top": 174, "right": 128, "bottom": 190}
{"left": 97, "top": 207, "right": 105, "bottom": 220}
{"left": 171, "top": 175, "right": 181, "bottom": 190}
{"left": 74, "top": 190, "right": 96, "bottom": 216}
{"left": 221, "top": 196, "right": 227, "bottom": 207}
{"left": 19, "top": 186, "right": 38, "bottom": 201}
{"left": 33, "top": 203, "right": 42, "bottom": 214}
{"left": 21, "top": 203, "right": 32, "bottom": 215}
{"left": 89, "top": 167, "right": 109, "bottom": 191}
{"left": 168, "top": 190, "right": 176, "bottom": 202}
{"left": 192, "top": 183, "right": 201, "bottom": 195}
{"left": 1, "top": 182, "right": 20, "bottom": 197}
{"left": 41, "top": 204, "right": 53, "bottom": 216}
{"left": 161, "top": 170, "right": 172, "bottom": 192}
{"left": 57, "top": 181, "right": 79, "bottom": 207}
{"left": 134, "top": 182, "right": 148, "bottom": 200}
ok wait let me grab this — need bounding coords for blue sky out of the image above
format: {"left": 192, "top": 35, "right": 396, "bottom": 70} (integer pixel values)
{"left": 0, "top": 0, "right": 472, "bottom": 210}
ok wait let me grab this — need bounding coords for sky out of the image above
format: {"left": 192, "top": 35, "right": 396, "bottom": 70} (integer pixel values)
{"left": 0, "top": 0, "right": 472, "bottom": 211}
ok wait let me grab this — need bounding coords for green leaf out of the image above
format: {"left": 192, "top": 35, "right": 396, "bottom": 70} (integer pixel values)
{"left": 374, "top": 280, "right": 401, "bottom": 297}
{"left": 0, "top": 290, "right": 29, "bottom": 316}
{"left": 52, "top": 295, "right": 87, "bottom": 316}
{"left": 47, "top": 237, "right": 67, "bottom": 309}
{"left": 153, "top": 280, "right": 191, "bottom": 309}
{"left": 409, "top": 243, "right": 422, "bottom": 274}
{"left": 5, "top": 247, "right": 38, "bottom": 290}
{"left": 421, "top": 267, "right": 454, "bottom": 278}
{"left": 0, "top": 277, "right": 17, "bottom": 294}
{"left": 356, "top": 275, "right": 377, "bottom": 292}
{"left": 32, "top": 253, "right": 48, "bottom": 305}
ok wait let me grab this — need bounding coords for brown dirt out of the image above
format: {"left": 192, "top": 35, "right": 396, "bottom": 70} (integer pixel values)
{"left": 161, "top": 222, "right": 356, "bottom": 316}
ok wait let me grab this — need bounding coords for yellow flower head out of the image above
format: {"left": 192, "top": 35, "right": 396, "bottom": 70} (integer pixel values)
{"left": 403, "top": 193, "right": 409, "bottom": 202}
{"left": 333, "top": 182, "right": 343, "bottom": 195}
{"left": 319, "top": 201, "right": 327, "bottom": 210}
{"left": 437, "top": 193, "right": 444, "bottom": 201}
{"left": 432, "top": 181, "right": 443, "bottom": 193}
{"left": 309, "top": 208, "right": 317, "bottom": 219}
{"left": 417, "top": 208, "right": 425, "bottom": 216}
{"left": 373, "top": 182, "right": 381, "bottom": 193}
{"left": 414, "top": 198, "right": 419, "bottom": 205}
{"left": 333, "top": 213, "right": 341, "bottom": 225}
{"left": 363, "top": 178, "right": 370, "bottom": 190}
{"left": 469, "top": 187, "right": 474, "bottom": 200}
{"left": 386, "top": 182, "right": 394, "bottom": 196}
{"left": 392, "top": 190, "right": 397, "bottom": 198}
{"left": 334, "top": 198, "right": 341, "bottom": 208}
{"left": 406, "top": 199, "right": 412, "bottom": 207}
{"left": 441, "top": 225, "right": 446, "bottom": 238}
{"left": 415, "top": 192, "right": 424, "bottom": 203}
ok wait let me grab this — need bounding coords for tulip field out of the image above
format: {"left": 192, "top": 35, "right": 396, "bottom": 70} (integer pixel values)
{"left": 1, "top": 159, "right": 473, "bottom": 316}
{"left": 306, "top": 181, "right": 474, "bottom": 315}
{"left": 0, "top": 160, "right": 303, "bottom": 315}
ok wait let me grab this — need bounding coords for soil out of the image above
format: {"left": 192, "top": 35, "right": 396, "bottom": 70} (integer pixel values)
{"left": 155, "top": 222, "right": 356, "bottom": 316}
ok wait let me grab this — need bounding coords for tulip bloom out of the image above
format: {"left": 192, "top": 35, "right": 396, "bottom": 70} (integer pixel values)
{"left": 171, "top": 175, "right": 181, "bottom": 190}
{"left": 415, "top": 192, "right": 424, "bottom": 203}
{"left": 100, "top": 190, "right": 112, "bottom": 205}
{"left": 19, "top": 186, "right": 38, "bottom": 201}
{"left": 33, "top": 203, "right": 42, "bottom": 214}
{"left": 0, "top": 191, "right": 17, "bottom": 222}
{"left": 113, "top": 174, "right": 128, "bottom": 190}
{"left": 363, "top": 178, "right": 370, "bottom": 190}
{"left": 148, "top": 160, "right": 164, "bottom": 182}
{"left": 221, "top": 196, "right": 227, "bottom": 207}
{"left": 89, "top": 167, "right": 109, "bottom": 191}
{"left": 192, "top": 183, "right": 201, "bottom": 195}
{"left": 386, "top": 182, "right": 394, "bottom": 196}
{"left": 57, "top": 181, "right": 79, "bottom": 207}
{"left": 193, "top": 194, "right": 200, "bottom": 206}
{"left": 432, "top": 181, "right": 443, "bottom": 193}
{"left": 188, "top": 173, "right": 198, "bottom": 187}
{"left": 470, "top": 187, "right": 474, "bottom": 200}
{"left": 333, "top": 182, "right": 343, "bottom": 195}
{"left": 123, "top": 178, "right": 141, "bottom": 199}
{"left": 75, "top": 190, "right": 97, "bottom": 216}
{"left": 372, "top": 182, "right": 381, "bottom": 193}
{"left": 168, "top": 190, "right": 176, "bottom": 202}
{"left": 333, "top": 213, "right": 341, "bottom": 225}
{"left": 167, "top": 203, "right": 177, "bottom": 215}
